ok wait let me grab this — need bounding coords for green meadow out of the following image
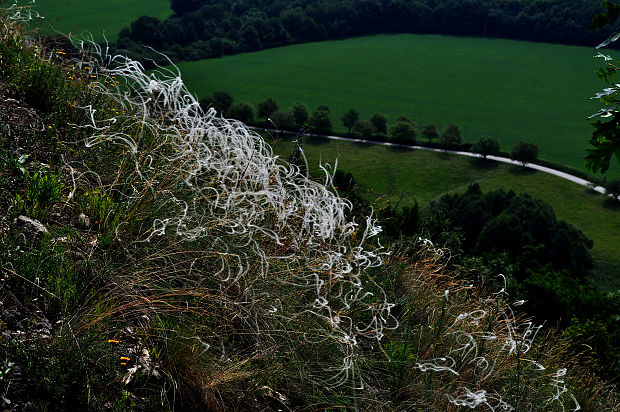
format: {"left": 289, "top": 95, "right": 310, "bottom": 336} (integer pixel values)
{"left": 176, "top": 34, "right": 619, "bottom": 176}
{"left": 33, "top": 0, "right": 171, "bottom": 41}
{"left": 269, "top": 135, "right": 620, "bottom": 287}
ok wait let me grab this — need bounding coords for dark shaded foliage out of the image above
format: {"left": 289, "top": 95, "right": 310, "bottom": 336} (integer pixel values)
{"left": 227, "top": 101, "right": 254, "bottom": 123}
{"left": 511, "top": 141, "right": 539, "bottom": 165}
{"left": 115, "top": 0, "right": 610, "bottom": 64}
{"left": 341, "top": 109, "right": 359, "bottom": 136}
{"left": 308, "top": 107, "right": 332, "bottom": 134}
{"left": 390, "top": 120, "right": 417, "bottom": 144}
{"left": 429, "top": 184, "right": 593, "bottom": 278}
{"left": 422, "top": 123, "right": 439, "bottom": 143}
{"left": 370, "top": 113, "right": 387, "bottom": 137}
{"left": 440, "top": 123, "right": 462, "bottom": 146}
{"left": 258, "top": 97, "right": 279, "bottom": 118}
{"left": 353, "top": 119, "right": 375, "bottom": 140}
{"left": 292, "top": 102, "right": 308, "bottom": 127}
{"left": 472, "top": 135, "right": 500, "bottom": 158}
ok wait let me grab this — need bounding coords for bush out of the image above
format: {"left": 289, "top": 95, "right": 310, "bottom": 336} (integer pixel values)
{"left": 292, "top": 102, "right": 308, "bottom": 127}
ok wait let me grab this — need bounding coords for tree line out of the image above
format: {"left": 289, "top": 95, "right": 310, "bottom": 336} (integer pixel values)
{"left": 114, "top": 0, "right": 611, "bottom": 66}
{"left": 214, "top": 90, "right": 620, "bottom": 200}
{"left": 201, "top": 91, "right": 546, "bottom": 164}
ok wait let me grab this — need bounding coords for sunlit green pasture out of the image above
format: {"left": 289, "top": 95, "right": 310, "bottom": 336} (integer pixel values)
{"left": 176, "top": 34, "right": 620, "bottom": 176}
{"left": 33, "top": 0, "right": 171, "bottom": 41}
{"left": 269, "top": 135, "right": 620, "bottom": 288}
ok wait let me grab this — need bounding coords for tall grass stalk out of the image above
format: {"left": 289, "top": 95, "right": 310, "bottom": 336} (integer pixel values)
{"left": 63, "top": 35, "right": 399, "bottom": 396}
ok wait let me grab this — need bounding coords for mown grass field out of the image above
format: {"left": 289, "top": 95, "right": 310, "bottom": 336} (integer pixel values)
{"left": 269, "top": 134, "right": 620, "bottom": 288}
{"left": 176, "top": 34, "right": 620, "bottom": 176}
{"left": 32, "top": 0, "right": 171, "bottom": 41}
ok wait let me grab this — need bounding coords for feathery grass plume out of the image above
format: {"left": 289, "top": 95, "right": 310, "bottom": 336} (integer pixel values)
{"left": 63, "top": 33, "right": 397, "bottom": 398}
{"left": 379, "top": 241, "right": 618, "bottom": 412}
{"left": 2, "top": 3, "right": 616, "bottom": 408}
{"left": 4, "top": 0, "right": 40, "bottom": 23}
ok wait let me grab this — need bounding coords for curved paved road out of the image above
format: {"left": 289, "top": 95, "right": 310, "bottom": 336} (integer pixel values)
{"left": 258, "top": 127, "right": 608, "bottom": 195}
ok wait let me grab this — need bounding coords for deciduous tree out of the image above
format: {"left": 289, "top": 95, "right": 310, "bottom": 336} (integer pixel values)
{"left": 440, "top": 123, "right": 462, "bottom": 146}
{"left": 370, "top": 113, "right": 387, "bottom": 137}
{"left": 309, "top": 107, "right": 332, "bottom": 134}
{"left": 213, "top": 91, "right": 233, "bottom": 113}
{"left": 422, "top": 123, "right": 439, "bottom": 143}
{"left": 472, "top": 136, "right": 500, "bottom": 159}
{"left": 292, "top": 102, "right": 308, "bottom": 127}
{"left": 270, "top": 110, "right": 295, "bottom": 131}
{"left": 511, "top": 141, "right": 538, "bottom": 166}
{"left": 353, "top": 120, "right": 375, "bottom": 140}
{"left": 258, "top": 98, "right": 279, "bottom": 118}
{"left": 341, "top": 109, "right": 359, "bottom": 136}
{"left": 227, "top": 102, "right": 254, "bottom": 124}
{"left": 390, "top": 120, "right": 417, "bottom": 144}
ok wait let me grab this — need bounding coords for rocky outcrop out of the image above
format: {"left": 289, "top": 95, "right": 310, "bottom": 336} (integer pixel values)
{"left": 14, "top": 215, "right": 48, "bottom": 242}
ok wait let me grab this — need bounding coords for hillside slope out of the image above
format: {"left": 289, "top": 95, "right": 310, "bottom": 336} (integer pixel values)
{"left": 0, "top": 6, "right": 617, "bottom": 411}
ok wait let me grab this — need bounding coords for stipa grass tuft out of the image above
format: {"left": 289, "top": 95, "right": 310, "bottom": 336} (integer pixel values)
{"left": 61, "top": 34, "right": 398, "bottom": 400}
{"left": 0, "top": 2, "right": 617, "bottom": 409}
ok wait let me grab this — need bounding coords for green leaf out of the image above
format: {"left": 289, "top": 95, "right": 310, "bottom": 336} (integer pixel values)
{"left": 590, "top": 0, "right": 620, "bottom": 30}
{"left": 595, "top": 65, "right": 616, "bottom": 83}
{"left": 586, "top": 114, "right": 620, "bottom": 173}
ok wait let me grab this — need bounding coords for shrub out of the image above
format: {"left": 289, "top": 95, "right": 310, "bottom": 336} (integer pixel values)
{"left": 269, "top": 110, "right": 295, "bottom": 131}
{"left": 292, "top": 102, "right": 308, "bottom": 126}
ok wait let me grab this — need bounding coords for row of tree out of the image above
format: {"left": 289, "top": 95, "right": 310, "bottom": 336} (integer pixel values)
{"left": 199, "top": 92, "right": 463, "bottom": 143}
{"left": 200, "top": 92, "right": 544, "bottom": 165}
{"left": 114, "top": 0, "right": 613, "bottom": 66}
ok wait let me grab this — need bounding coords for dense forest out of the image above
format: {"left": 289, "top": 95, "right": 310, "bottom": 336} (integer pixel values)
{"left": 114, "top": 0, "right": 613, "bottom": 66}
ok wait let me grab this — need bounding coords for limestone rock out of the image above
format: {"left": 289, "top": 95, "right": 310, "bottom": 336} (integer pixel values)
{"left": 15, "top": 215, "right": 48, "bottom": 242}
